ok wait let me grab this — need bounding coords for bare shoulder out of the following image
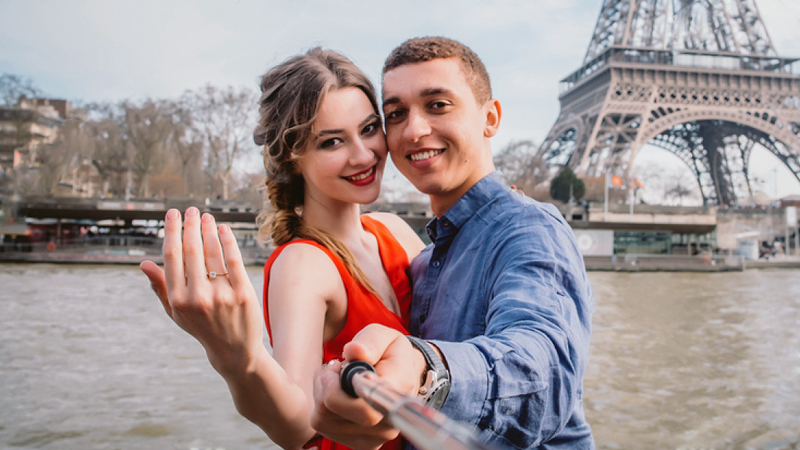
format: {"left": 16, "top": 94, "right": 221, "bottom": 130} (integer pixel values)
{"left": 366, "top": 212, "right": 426, "bottom": 262}
{"left": 268, "top": 242, "right": 342, "bottom": 299}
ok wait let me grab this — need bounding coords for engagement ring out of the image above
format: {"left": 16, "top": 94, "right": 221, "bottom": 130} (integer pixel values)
{"left": 207, "top": 271, "right": 228, "bottom": 279}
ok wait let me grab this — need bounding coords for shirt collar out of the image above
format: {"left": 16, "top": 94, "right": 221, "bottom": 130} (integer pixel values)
{"left": 425, "top": 172, "right": 506, "bottom": 242}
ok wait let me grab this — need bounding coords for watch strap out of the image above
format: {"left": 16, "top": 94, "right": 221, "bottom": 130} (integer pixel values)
{"left": 407, "top": 336, "right": 447, "bottom": 378}
{"left": 406, "top": 335, "right": 450, "bottom": 409}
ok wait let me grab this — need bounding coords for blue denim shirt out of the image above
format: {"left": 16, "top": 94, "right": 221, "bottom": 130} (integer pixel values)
{"left": 409, "top": 173, "right": 594, "bottom": 450}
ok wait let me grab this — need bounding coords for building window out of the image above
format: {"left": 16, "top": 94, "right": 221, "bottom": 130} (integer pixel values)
{"left": 613, "top": 231, "right": 672, "bottom": 255}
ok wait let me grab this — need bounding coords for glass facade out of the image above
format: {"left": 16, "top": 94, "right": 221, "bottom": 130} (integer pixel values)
{"left": 612, "top": 230, "right": 717, "bottom": 255}
{"left": 613, "top": 231, "right": 672, "bottom": 255}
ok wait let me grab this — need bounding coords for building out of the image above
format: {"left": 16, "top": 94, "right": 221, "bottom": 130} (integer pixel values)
{"left": 0, "top": 97, "right": 73, "bottom": 174}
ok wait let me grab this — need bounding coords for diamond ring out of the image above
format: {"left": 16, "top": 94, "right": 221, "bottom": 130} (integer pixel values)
{"left": 207, "top": 271, "right": 228, "bottom": 279}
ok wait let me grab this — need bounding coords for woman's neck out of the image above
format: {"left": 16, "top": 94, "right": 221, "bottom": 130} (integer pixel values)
{"left": 301, "top": 195, "right": 365, "bottom": 246}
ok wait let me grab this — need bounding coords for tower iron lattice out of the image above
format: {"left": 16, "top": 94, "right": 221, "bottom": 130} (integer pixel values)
{"left": 537, "top": 0, "right": 800, "bottom": 206}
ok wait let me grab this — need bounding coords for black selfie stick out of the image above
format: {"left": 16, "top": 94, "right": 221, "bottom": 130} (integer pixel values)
{"left": 340, "top": 361, "right": 496, "bottom": 450}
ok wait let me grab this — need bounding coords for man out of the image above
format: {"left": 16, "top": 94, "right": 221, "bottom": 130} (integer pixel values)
{"left": 311, "top": 37, "right": 595, "bottom": 449}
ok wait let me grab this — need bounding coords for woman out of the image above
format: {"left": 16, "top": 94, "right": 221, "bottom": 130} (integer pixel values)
{"left": 140, "top": 48, "right": 424, "bottom": 450}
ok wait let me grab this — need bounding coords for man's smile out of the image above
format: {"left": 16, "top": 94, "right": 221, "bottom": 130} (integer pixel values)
{"left": 408, "top": 148, "right": 445, "bottom": 162}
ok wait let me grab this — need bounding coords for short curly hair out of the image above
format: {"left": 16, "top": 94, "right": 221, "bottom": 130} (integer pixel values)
{"left": 382, "top": 36, "right": 492, "bottom": 104}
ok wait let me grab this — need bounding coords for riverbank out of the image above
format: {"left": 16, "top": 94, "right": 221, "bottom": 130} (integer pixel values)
{"left": 4, "top": 248, "right": 800, "bottom": 271}
{"left": 0, "top": 250, "right": 266, "bottom": 266}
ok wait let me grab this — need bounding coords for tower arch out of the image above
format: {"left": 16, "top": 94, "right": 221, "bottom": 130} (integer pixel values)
{"left": 537, "top": 0, "right": 800, "bottom": 206}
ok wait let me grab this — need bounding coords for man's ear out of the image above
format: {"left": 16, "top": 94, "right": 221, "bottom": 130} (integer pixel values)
{"left": 483, "top": 99, "right": 502, "bottom": 138}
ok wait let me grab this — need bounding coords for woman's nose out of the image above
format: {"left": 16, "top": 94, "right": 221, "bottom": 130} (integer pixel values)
{"left": 349, "top": 138, "right": 375, "bottom": 165}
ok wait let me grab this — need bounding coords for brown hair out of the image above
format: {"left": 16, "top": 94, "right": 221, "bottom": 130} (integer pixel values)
{"left": 382, "top": 36, "right": 492, "bottom": 104}
{"left": 253, "top": 47, "right": 381, "bottom": 297}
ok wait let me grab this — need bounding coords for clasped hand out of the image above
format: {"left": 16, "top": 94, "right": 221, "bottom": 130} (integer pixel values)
{"left": 311, "top": 324, "right": 429, "bottom": 450}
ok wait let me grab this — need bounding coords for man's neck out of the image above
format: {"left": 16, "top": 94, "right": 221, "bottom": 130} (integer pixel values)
{"left": 428, "top": 169, "right": 494, "bottom": 218}
{"left": 429, "top": 193, "right": 462, "bottom": 219}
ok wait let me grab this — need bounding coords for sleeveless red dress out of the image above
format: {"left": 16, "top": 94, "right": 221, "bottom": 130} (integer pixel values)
{"left": 263, "top": 215, "right": 412, "bottom": 450}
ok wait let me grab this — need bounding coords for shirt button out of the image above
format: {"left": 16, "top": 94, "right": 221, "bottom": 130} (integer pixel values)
{"left": 431, "top": 260, "right": 441, "bottom": 268}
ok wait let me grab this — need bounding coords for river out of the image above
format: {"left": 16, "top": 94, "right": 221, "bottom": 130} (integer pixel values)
{"left": 1, "top": 264, "right": 798, "bottom": 450}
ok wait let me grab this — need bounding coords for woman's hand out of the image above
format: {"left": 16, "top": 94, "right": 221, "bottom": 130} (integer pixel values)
{"left": 310, "top": 324, "right": 425, "bottom": 450}
{"left": 140, "top": 207, "right": 265, "bottom": 376}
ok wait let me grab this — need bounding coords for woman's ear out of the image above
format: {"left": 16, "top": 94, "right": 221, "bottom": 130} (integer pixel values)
{"left": 483, "top": 99, "right": 502, "bottom": 138}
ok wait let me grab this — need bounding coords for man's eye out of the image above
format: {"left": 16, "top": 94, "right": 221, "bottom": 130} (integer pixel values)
{"left": 320, "top": 138, "right": 342, "bottom": 149}
{"left": 385, "top": 110, "right": 405, "bottom": 122}
{"left": 430, "top": 101, "right": 448, "bottom": 110}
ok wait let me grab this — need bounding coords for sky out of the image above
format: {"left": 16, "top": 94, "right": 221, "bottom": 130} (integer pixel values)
{"left": 2, "top": 0, "right": 800, "bottom": 201}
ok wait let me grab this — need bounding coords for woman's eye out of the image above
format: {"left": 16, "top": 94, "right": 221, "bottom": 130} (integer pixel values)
{"left": 362, "top": 121, "right": 380, "bottom": 135}
{"left": 320, "top": 137, "right": 342, "bottom": 149}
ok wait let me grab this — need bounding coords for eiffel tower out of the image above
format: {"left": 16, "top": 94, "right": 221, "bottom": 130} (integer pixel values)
{"left": 537, "top": 0, "right": 800, "bottom": 206}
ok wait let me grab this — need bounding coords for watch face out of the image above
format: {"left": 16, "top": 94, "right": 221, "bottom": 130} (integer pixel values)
{"left": 427, "top": 380, "right": 451, "bottom": 410}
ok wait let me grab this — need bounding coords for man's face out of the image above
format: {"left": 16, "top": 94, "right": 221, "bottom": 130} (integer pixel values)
{"left": 382, "top": 58, "right": 499, "bottom": 214}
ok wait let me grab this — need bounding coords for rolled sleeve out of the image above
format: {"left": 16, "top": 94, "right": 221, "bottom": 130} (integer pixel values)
{"left": 430, "top": 339, "right": 490, "bottom": 424}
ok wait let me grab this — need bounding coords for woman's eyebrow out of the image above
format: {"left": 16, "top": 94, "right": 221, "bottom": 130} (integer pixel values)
{"left": 359, "top": 113, "right": 380, "bottom": 127}
{"left": 315, "top": 113, "right": 379, "bottom": 137}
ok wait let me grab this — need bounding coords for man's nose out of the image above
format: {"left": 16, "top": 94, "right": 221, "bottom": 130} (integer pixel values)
{"left": 403, "top": 109, "right": 431, "bottom": 143}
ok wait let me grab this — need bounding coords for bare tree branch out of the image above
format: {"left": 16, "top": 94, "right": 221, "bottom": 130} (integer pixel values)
{"left": 183, "top": 85, "right": 258, "bottom": 200}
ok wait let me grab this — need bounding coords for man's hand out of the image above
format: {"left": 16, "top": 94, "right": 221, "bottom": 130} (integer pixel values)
{"left": 311, "top": 324, "right": 428, "bottom": 450}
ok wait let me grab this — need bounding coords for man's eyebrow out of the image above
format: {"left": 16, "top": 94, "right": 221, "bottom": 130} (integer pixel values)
{"left": 382, "top": 96, "right": 400, "bottom": 107}
{"left": 382, "top": 87, "right": 453, "bottom": 108}
{"left": 420, "top": 87, "right": 452, "bottom": 97}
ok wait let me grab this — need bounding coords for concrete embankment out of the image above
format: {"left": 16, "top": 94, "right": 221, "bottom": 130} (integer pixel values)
{"left": 4, "top": 249, "right": 800, "bottom": 272}
{"left": 584, "top": 254, "right": 800, "bottom": 271}
{"left": 0, "top": 246, "right": 268, "bottom": 266}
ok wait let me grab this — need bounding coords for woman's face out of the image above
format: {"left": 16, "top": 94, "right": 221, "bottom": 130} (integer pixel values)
{"left": 297, "top": 87, "right": 387, "bottom": 208}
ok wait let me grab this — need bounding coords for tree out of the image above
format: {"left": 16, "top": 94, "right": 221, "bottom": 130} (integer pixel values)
{"left": 664, "top": 169, "right": 699, "bottom": 205}
{"left": 493, "top": 140, "right": 548, "bottom": 195}
{"left": 184, "top": 85, "right": 258, "bottom": 200}
{"left": 550, "top": 166, "right": 585, "bottom": 203}
{"left": 630, "top": 160, "right": 702, "bottom": 206}
{"left": 120, "top": 99, "right": 174, "bottom": 198}
{"left": 0, "top": 73, "right": 41, "bottom": 106}
{"left": 34, "top": 119, "right": 88, "bottom": 195}
{"left": 85, "top": 118, "right": 130, "bottom": 198}
{"left": 167, "top": 101, "right": 204, "bottom": 197}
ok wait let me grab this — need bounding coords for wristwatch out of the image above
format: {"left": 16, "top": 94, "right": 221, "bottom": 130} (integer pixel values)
{"left": 406, "top": 336, "right": 450, "bottom": 410}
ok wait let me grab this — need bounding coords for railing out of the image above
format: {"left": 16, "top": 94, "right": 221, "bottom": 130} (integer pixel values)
{"left": 584, "top": 253, "right": 745, "bottom": 271}
{"left": 0, "top": 235, "right": 274, "bottom": 264}
{"left": 0, "top": 236, "right": 162, "bottom": 255}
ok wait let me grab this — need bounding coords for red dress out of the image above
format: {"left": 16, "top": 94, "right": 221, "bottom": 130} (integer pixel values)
{"left": 263, "top": 215, "right": 412, "bottom": 450}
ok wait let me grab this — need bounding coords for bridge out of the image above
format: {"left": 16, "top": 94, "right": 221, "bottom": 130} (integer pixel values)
{"left": 1, "top": 196, "right": 434, "bottom": 245}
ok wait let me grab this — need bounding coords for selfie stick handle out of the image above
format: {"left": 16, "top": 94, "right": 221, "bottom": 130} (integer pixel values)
{"left": 340, "top": 361, "right": 494, "bottom": 450}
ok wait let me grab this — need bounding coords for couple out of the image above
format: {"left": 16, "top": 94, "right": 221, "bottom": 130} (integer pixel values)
{"left": 141, "top": 37, "right": 594, "bottom": 450}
